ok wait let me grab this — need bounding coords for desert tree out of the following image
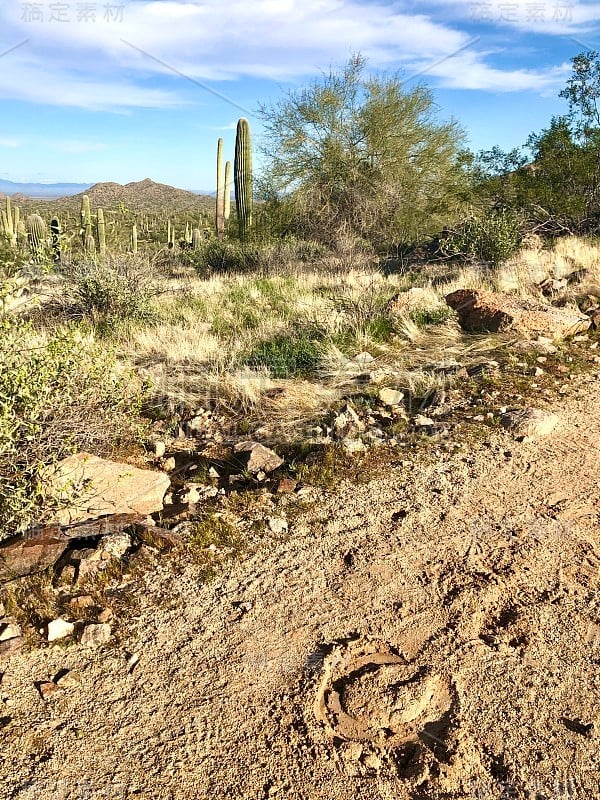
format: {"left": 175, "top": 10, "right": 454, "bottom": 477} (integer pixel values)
{"left": 258, "top": 54, "right": 468, "bottom": 250}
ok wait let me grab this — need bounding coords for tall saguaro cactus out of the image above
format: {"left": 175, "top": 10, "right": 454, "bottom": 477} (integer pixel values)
{"left": 50, "top": 217, "right": 61, "bottom": 264}
{"left": 1, "top": 197, "right": 19, "bottom": 247}
{"left": 215, "top": 137, "right": 225, "bottom": 238}
{"left": 81, "top": 194, "right": 95, "bottom": 254}
{"left": 97, "top": 207, "right": 106, "bottom": 256}
{"left": 26, "top": 213, "right": 47, "bottom": 261}
{"left": 234, "top": 118, "right": 253, "bottom": 239}
{"left": 224, "top": 160, "right": 232, "bottom": 222}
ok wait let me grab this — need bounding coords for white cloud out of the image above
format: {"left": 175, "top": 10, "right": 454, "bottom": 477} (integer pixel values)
{"left": 0, "top": 0, "right": 585, "bottom": 110}
{"left": 52, "top": 141, "right": 107, "bottom": 153}
{"left": 0, "top": 139, "right": 19, "bottom": 148}
{"left": 423, "top": 0, "right": 600, "bottom": 35}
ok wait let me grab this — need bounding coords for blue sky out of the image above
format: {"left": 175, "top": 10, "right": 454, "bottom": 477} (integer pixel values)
{"left": 1, "top": 0, "right": 600, "bottom": 190}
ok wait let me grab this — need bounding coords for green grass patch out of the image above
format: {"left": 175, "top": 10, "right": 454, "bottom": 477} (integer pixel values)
{"left": 243, "top": 332, "right": 323, "bottom": 378}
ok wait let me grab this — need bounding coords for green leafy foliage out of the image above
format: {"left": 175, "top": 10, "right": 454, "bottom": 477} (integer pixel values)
{"left": 258, "top": 53, "right": 468, "bottom": 249}
{"left": 439, "top": 209, "right": 523, "bottom": 266}
{"left": 0, "top": 318, "right": 146, "bottom": 537}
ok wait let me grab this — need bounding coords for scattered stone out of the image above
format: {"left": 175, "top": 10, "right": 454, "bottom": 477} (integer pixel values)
{"left": 378, "top": 388, "right": 404, "bottom": 407}
{"left": 413, "top": 414, "right": 435, "bottom": 427}
{"left": 276, "top": 478, "right": 297, "bottom": 494}
{"left": 97, "top": 608, "right": 113, "bottom": 624}
{"left": 445, "top": 289, "right": 590, "bottom": 339}
{"left": 161, "top": 456, "right": 176, "bottom": 472}
{"left": 80, "top": 623, "right": 111, "bottom": 648}
{"left": 49, "top": 452, "right": 170, "bottom": 524}
{"left": 501, "top": 408, "right": 560, "bottom": 441}
{"left": 0, "top": 529, "right": 68, "bottom": 582}
{"left": 0, "top": 622, "right": 21, "bottom": 642}
{"left": 69, "top": 595, "right": 94, "bottom": 610}
{"left": 153, "top": 441, "right": 166, "bottom": 459}
{"left": 333, "top": 405, "right": 365, "bottom": 439}
{"left": 99, "top": 532, "right": 131, "bottom": 560}
{"left": 47, "top": 618, "right": 74, "bottom": 642}
{"left": 133, "top": 522, "right": 183, "bottom": 552}
{"left": 0, "top": 637, "right": 23, "bottom": 658}
{"left": 342, "top": 438, "right": 366, "bottom": 454}
{"left": 55, "top": 670, "right": 82, "bottom": 688}
{"left": 268, "top": 517, "right": 288, "bottom": 535}
{"left": 38, "top": 681, "right": 60, "bottom": 700}
{"left": 180, "top": 485, "right": 201, "bottom": 504}
{"left": 233, "top": 442, "right": 284, "bottom": 474}
{"left": 354, "top": 352, "right": 374, "bottom": 366}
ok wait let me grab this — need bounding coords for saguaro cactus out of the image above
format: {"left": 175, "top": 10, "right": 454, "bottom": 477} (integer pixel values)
{"left": 26, "top": 213, "right": 47, "bottom": 261}
{"left": 1, "top": 197, "right": 19, "bottom": 247}
{"left": 81, "top": 194, "right": 95, "bottom": 254}
{"left": 97, "top": 207, "right": 106, "bottom": 256}
{"left": 234, "top": 118, "right": 253, "bottom": 239}
{"left": 50, "top": 217, "right": 61, "bottom": 264}
{"left": 224, "top": 160, "right": 232, "bottom": 222}
{"left": 192, "top": 228, "right": 202, "bottom": 250}
{"left": 216, "top": 137, "right": 225, "bottom": 238}
{"left": 131, "top": 223, "right": 138, "bottom": 254}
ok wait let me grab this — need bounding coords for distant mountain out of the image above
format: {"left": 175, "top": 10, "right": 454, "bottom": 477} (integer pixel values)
{"left": 0, "top": 179, "right": 93, "bottom": 198}
{"left": 70, "top": 178, "right": 211, "bottom": 211}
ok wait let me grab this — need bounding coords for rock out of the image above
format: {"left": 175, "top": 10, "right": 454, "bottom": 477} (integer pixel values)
{"left": 98, "top": 532, "right": 131, "bottom": 560}
{"left": 501, "top": 408, "right": 560, "bottom": 441}
{"left": 97, "top": 608, "right": 113, "bottom": 624}
{"left": 342, "top": 438, "right": 366, "bottom": 454}
{"left": 0, "top": 622, "right": 21, "bottom": 642}
{"left": 49, "top": 452, "right": 170, "bottom": 525}
{"left": 333, "top": 404, "right": 365, "bottom": 439}
{"left": 132, "top": 522, "right": 183, "bottom": 552}
{"left": 233, "top": 442, "right": 284, "bottom": 474}
{"left": 161, "top": 456, "right": 176, "bottom": 472}
{"left": 47, "top": 618, "right": 74, "bottom": 642}
{"left": 0, "top": 529, "right": 68, "bottom": 581}
{"left": 56, "top": 670, "right": 82, "bottom": 688}
{"left": 589, "top": 309, "right": 600, "bottom": 329}
{"left": 153, "top": 441, "right": 166, "bottom": 458}
{"left": 180, "top": 485, "right": 201, "bottom": 504}
{"left": 445, "top": 289, "right": 590, "bottom": 339}
{"left": 276, "top": 478, "right": 297, "bottom": 493}
{"left": 378, "top": 388, "right": 404, "bottom": 407}
{"left": 0, "top": 637, "right": 23, "bottom": 658}
{"left": 268, "top": 517, "right": 288, "bottom": 535}
{"left": 80, "top": 623, "right": 111, "bottom": 648}
{"left": 413, "top": 414, "right": 435, "bottom": 427}
{"left": 38, "top": 681, "right": 60, "bottom": 700}
{"left": 354, "top": 351, "right": 374, "bottom": 365}
{"left": 69, "top": 595, "right": 94, "bottom": 610}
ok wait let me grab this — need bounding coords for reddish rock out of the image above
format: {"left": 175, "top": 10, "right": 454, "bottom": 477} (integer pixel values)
{"left": 445, "top": 289, "right": 590, "bottom": 339}
{"left": 233, "top": 442, "right": 284, "bottom": 474}
{"left": 0, "top": 528, "right": 67, "bottom": 582}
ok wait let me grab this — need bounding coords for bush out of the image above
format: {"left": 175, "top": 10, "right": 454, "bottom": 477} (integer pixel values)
{"left": 0, "top": 318, "right": 146, "bottom": 537}
{"left": 185, "top": 239, "right": 264, "bottom": 276}
{"left": 440, "top": 209, "right": 523, "bottom": 266}
{"left": 68, "top": 257, "right": 157, "bottom": 325}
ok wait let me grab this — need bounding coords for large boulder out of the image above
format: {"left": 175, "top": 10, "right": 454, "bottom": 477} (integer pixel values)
{"left": 49, "top": 452, "right": 170, "bottom": 525}
{"left": 445, "top": 289, "right": 590, "bottom": 339}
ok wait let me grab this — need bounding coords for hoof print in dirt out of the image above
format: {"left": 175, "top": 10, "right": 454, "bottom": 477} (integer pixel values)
{"left": 314, "top": 639, "right": 456, "bottom": 779}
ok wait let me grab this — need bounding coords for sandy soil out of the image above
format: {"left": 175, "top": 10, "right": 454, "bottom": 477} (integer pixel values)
{"left": 1, "top": 377, "right": 599, "bottom": 800}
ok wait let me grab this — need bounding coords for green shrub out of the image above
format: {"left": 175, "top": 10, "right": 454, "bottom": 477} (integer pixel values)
{"left": 409, "top": 307, "right": 452, "bottom": 327}
{"left": 0, "top": 318, "right": 146, "bottom": 537}
{"left": 186, "top": 239, "right": 264, "bottom": 275}
{"left": 69, "top": 258, "right": 157, "bottom": 324}
{"left": 440, "top": 209, "right": 523, "bottom": 266}
{"left": 243, "top": 332, "right": 323, "bottom": 378}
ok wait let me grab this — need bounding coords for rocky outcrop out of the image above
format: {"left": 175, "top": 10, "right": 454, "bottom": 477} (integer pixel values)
{"left": 445, "top": 289, "right": 590, "bottom": 339}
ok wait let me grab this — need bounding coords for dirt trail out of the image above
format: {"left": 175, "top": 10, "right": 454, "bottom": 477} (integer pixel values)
{"left": 2, "top": 378, "right": 599, "bottom": 800}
